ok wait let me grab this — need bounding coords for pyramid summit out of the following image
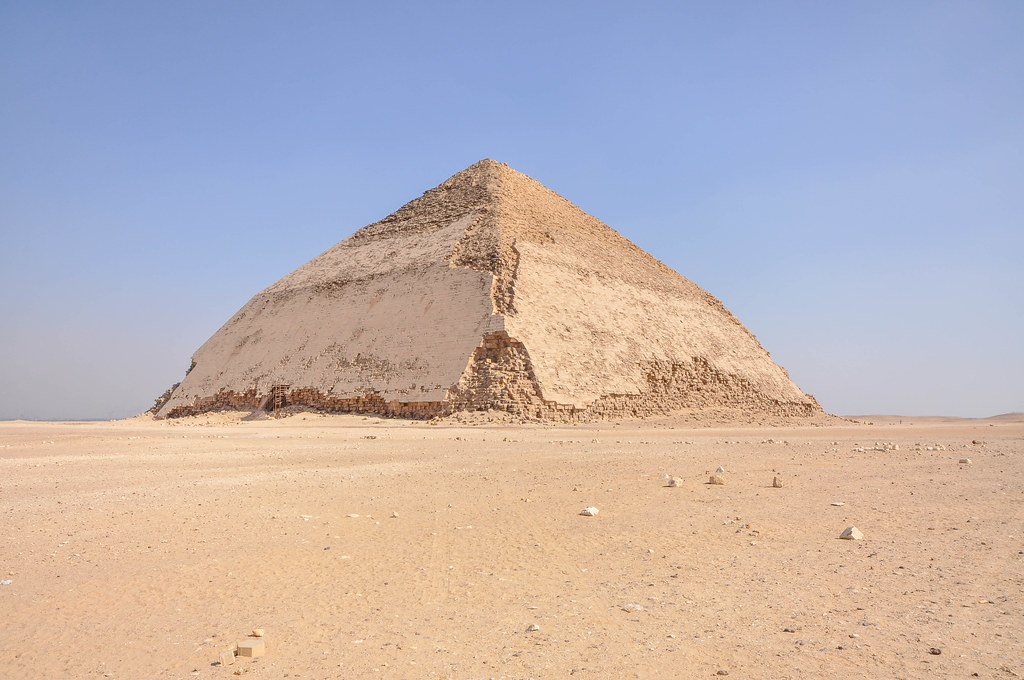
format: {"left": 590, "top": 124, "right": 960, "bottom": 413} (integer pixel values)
{"left": 154, "top": 159, "right": 822, "bottom": 420}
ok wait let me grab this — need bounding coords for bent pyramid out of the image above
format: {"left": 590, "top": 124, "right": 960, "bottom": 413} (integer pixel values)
{"left": 154, "top": 159, "right": 822, "bottom": 420}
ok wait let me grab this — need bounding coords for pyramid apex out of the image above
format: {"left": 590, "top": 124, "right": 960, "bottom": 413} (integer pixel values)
{"left": 453, "top": 158, "right": 513, "bottom": 177}
{"left": 432, "top": 158, "right": 525, "bottom": 194}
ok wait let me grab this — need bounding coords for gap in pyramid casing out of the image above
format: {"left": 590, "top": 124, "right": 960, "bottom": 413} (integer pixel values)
{"left": 152, "top": 159, "right": 823, "bottom": 421}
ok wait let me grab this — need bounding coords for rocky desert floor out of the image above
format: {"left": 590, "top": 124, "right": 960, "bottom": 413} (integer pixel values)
{"left": 1, "top": 412, "right": 1021, "bottom": 679}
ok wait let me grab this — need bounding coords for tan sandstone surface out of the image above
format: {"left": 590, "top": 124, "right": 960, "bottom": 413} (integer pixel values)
{"left": 155, "top": 160, "right": 820, "bottom": 421}
{"left": 1, "top": 413, "right": 1021, "bottom": 679}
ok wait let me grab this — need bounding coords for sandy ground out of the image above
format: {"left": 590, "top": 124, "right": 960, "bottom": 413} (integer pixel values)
{"left": 1, "top": 413, "right": 1021, "bottom": 679}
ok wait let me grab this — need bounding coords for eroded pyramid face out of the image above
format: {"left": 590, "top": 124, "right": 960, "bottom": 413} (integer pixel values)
{"left": 154, "top": 160, "right": 821, "bottom": 420}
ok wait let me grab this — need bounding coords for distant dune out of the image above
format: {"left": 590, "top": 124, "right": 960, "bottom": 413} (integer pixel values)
{"left": 843, "top": 413, "right": 1024, "bottom": 425}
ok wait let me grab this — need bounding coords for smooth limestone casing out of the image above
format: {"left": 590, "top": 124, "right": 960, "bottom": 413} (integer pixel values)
{"left": 156, "top": 160, "right": 821, "bottom": 420}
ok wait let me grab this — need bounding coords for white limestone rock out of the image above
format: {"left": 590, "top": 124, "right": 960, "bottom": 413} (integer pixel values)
{"left": 839, "top": 526, "right": 864, "bottom": 540}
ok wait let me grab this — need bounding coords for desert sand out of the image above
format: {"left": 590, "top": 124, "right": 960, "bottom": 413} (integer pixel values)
{"left": 1, "top": 412, "right": 1021, "bottom": 679}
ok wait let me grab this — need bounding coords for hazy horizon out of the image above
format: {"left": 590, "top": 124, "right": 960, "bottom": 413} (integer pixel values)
{"left": 2, "top": 2, "right": 1022, "bottom": 420}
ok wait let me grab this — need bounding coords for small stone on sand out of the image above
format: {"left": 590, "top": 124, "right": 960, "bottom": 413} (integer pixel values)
{"left": 708, "top": 475, "right": 725, "bottom": 485}
{"left": 840, "top": 526, "right": 864, "bottom": 540}
{"left": 251, "top": 628, "right": 264, "bottom": 637}
{"left": 218, "top": 651, "right": 235, "bottom": 666}
{"left": 772, "top": 476, "right": 783, "bottom": 488}
{"left": 580, "top": 507, "right": 599, "bottom": 516}
{"left": 667, "top": 477, "right": 683, "bottom": 487}
{"left": 715, "top": 466, "right": 726, "bottom": 473}
{"left": 959, "top": 458, "right": 971, "bottom": 464}
{"left": 526, "top": 623, "right": 539, "bottom": 632}
{"left": 237, "top": 639, "right": 266, "bottom": 657}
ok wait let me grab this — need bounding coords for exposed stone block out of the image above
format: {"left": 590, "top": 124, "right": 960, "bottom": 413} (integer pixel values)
{"left": 236, "top": 639, "right": 265, "bottom": 657}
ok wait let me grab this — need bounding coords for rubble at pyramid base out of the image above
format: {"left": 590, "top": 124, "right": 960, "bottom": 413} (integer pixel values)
{"left": 161, "top": 337, "right": 821, "bottom": 422}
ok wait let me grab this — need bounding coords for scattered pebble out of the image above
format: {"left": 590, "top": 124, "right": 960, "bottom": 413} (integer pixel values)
{"left": 959, "top": 458, "right": 972, "bottom": 464}
{"left": 772, "top": 476, "right": 783, "bottom": 488}
{"left": 840, "top": 526, "right": 864, "bottom": 540}
{"left": 251, "top": 629, "right": 264, "bottom": 637}
{"left": 929, "top": 647, "right": 942, "bottom": 655}
{"left": 716, "top": 671, "right": 730, "bottom": 676}
{"left": 580, "top": 507, "right": 599, "bottom": 516}
{"left": 0, "top": 579, "right": 11, "bottom": 586}
{"left": 526, "top": 624, "right": 539, "bottom": 632}
{"left": 667, "top": 477, "right": 683, "bottom": 487}
{"left": 831, "top": 502, "right": 845, "bottom": 506}
{"left": 708, "top": 475, "right": 725, "bottom": 485}
{"left": 622, "top": 603, "right": 644, "bottom": 612}
{"left": 236, "top": 639, "right": 265, "bottom": 657}
{"left": 715, "top": 466, "right": 726, "bottom": 473}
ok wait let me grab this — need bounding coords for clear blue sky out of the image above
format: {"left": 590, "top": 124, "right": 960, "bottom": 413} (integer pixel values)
{"left": 2, "top": 1, "right": 1021, "bottom": 419}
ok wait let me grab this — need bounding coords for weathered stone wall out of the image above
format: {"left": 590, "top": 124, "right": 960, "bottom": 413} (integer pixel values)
{"left": 444, "top": 331, "right": 546, "bottom": 416}
{"left": 164, "top": 386, "right": 445, "bottom": 420}
{"left": 163, "top": 348, "right": 820, "bottom": 422}
{"left": 576, "top": 358, "right": 822, "bottom": 421}
{"left": 164, "top": 388, "right": 261, "bottom": 418}
{"left": 156, "top": 212, "right": 503, "bottom": 418}
{"left": 440, "top": 332, "right": 820, "bottom": 422}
